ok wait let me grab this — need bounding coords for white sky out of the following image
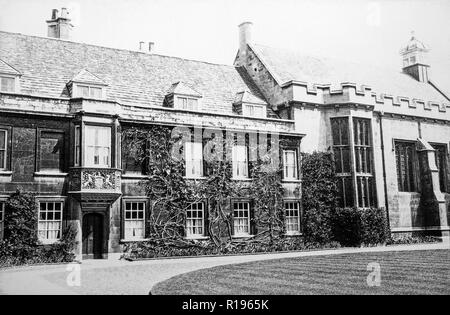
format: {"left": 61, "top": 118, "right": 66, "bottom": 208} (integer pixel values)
{"left": 0, "top": 0, "right": 449, "bottom": 91}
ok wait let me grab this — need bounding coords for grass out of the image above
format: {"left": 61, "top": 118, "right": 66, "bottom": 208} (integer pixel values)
{"left": 152, "top": 249, "right": 450, "bottom": 295}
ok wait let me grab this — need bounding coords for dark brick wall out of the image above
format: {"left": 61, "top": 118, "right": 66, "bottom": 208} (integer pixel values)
{"left": 0, "top": 113, "right": 71, "bottom": 194}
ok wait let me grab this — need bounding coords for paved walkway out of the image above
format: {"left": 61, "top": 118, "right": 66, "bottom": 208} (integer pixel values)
{"left": 0, "top": 243, "right": 448, "bottom": 295}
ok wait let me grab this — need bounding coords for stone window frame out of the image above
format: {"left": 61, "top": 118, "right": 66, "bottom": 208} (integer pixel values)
{"left": 37, "top": 197, "right": 66, "bottom": 245}
{"left": 284, "top": 199, "right": 302, "bottom": 236}
{"left": 0, "top": 125, "right": 12, "bottom": 173}
{"left": 331, "top": 116, "right": 377, "bottom": 208}
{"left": 84, "top": 124, "right": 112, "bottom": 168}
{"left": 121, "top": 197, "right": 149, "bottom": 242}
{"left": 185, "top": 201, "right": 206, "bottom": 239}
{"left": 35, "top": 128, "right": 67, "bottom": 175}
{"left": 430, "top": 142, "right": 449, "bottom": 193}
{"left": 393, "top": 139, "right": 419, "bottom": 193}
{"left": 232, "top": 200, "right": 252, "bottom": 237}
{"left": 185, "top": 141, "right": 204, "bottom": 179}
{"left": 282, "top": 149, "right": 299, "bottom": 181}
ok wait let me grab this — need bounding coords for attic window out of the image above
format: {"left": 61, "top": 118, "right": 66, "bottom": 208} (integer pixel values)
{"left": 243, "top": 104, "right": 265, "bottom": 118}
{"left": 0, "top": 76, "right": 16, "bottom": 93}
{"left": 177, "top": 96, "right": 199, "bottom": 111}
{"left": 77, "top": 85, "right": 103, "bottom": 99}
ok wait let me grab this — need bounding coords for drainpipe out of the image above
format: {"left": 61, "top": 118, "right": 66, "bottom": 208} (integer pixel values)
{"left": 378, "top": 112, "right": 391, "bottom": 229}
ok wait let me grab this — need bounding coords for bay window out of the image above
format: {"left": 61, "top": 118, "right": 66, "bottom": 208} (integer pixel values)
{"left": 124, "top": 201, "right": 146, "bottom": 240}
{"left": 38, "top": 201, "right": 63, "bottom": 243}
{"left": 232, "top": 145, "right": 248, "bottom": 179}
{"left": 186, "top": 202, "right": 205, "bottom": 238}
{"left": 85, "top": 126, "right": 111, "bottom": 167}
{"left": 185, "top": 142, "right": 203, "bottom": 178}
{"left": 74, "top": 125, "right": 81, "bottom": 166}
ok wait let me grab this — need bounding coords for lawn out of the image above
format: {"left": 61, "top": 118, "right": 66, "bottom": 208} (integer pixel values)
{"left": 152, "top": 249, "right": 450, "bottom": 295}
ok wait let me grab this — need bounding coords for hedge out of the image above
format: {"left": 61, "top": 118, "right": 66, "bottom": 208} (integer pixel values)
{"left": 332, "top": 207, "right": 389, "bottom": 246}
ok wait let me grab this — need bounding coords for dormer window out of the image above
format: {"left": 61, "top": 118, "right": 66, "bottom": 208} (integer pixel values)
{"left": 0, "top": 59, "right": 21, "bottom": 93}
{"left": 233, "top": 91, "right": 268, "bottom": 118}
{"left": 68, "top": 69, "right": 107, "bottom": 100}
{"left": 0, "top": 76, "right": 15, "bottom": 93}
{"left": 165, "top": 81, "right": 202, "bottom": 112}
{"left": 243, "top": 104, "right": 265, "bottom": 118}
{"left": 178, "top": 96, "right": 199, "bottom": 111}
{"left": 76, "top": 85, "right": 103, "bottom": 99}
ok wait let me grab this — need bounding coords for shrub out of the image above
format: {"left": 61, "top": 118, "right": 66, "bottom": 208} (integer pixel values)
{"left": 332, "top": 207, "right": 388, "bottom": 247}
{"left": 301, "top": 152, "right": 337, "bottom": 244}
{"left": 0, "top": 190, "right": 77, "bottom": 268}
{"left": 121, "top": 238, "right": 341, "bottom": 260}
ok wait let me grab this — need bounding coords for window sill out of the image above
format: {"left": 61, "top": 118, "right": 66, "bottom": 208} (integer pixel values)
{"left": 232, "top": 177, "right": 252, "bottom": 181}
{"left": 282, "top": 179, "right": 301, "bottom": 183}
{"left": 0, "top": 171, "right": 12, "bottom": 177}
{"left": 185, "top": 236, "right": 209, "bottom": 240}
{"left": 34, "top": 172, "right": 68, "bottom": 178}
{"left": 184, "top": 176, "right": 207, "bottom": 180}
{"left": 285, "top": 232, "right": 303, "bottom": 237}
{"left": 120, "top": 238, "right": 150, "bottom": 243}
{"left": 121, "top": 174, "right": 150, "bottom": 180}
{"left": 39, "top": 239, "right": 60, "bottom": 245}
{"left": 232, "top": 234, "right": 254, "bottom": 239}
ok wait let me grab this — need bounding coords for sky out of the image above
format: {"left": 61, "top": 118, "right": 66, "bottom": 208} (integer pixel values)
{"left": 0, "top": 0, "right": 449, "bottom": 91}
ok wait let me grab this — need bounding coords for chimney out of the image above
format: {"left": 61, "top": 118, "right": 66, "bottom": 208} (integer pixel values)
{"left": 138, "top": 41, "right": 155, "bottom": 53}
{"left": 46, "top": 8, "right": 73, "bottom": 40}
{"left": 239, "top": 22, "right": 253, "bottom": 55}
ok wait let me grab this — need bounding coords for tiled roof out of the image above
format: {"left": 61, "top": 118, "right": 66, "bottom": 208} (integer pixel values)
{"left": 0, "top": 58, "right": 21, "bottom": 75}
{"left": 0, "top": 31, "right": 267, "bottom": 116}
{"left": 250, "top": 44, "right": 448, "bottom": 104}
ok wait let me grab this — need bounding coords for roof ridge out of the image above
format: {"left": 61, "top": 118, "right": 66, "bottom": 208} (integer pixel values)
{"left": 0, "top": 30, "right": 235, "bottom": 69}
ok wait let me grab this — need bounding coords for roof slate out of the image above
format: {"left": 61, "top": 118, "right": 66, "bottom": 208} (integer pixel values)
{"left": 250, "top": 44, "right": 448, "bottom": 104}
{"left": 0, "top": 31, "right": 266, "bottom": 116}
{"left": 0, "top": 58, "right": 21, "bottom": 75}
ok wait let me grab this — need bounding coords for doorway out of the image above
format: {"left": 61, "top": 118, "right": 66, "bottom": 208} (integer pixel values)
{"left": 82, "top": 213, "right": 104, "bottom": 259}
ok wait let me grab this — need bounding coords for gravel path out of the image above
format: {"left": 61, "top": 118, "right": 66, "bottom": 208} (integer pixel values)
{"left": 0, "top": 243, "right": 448, "bottom": 295}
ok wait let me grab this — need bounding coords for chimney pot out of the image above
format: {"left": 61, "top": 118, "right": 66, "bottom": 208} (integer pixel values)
{"left": 51, "top": 9, "right": 59, "bottom": 20}
{"left": 148, "top": 42, "right": 155, "bottom": 53}
{"left": 61, "top": 8, "right": 68, "bottom": 19}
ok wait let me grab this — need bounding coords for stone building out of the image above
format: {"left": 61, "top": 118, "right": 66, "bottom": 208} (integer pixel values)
{"left": 0, "top": 10, "right": 448, "bottom": 259}
{"left": 235, "top": 22, "right": 450, "bottom": 240}
{"left": 0, "top": 10, "right": 302, "bottom": 259}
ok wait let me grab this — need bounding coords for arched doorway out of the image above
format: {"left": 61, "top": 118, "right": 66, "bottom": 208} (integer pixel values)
{"left": 82, "top": 213, "right": 104, "bottom": 259}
